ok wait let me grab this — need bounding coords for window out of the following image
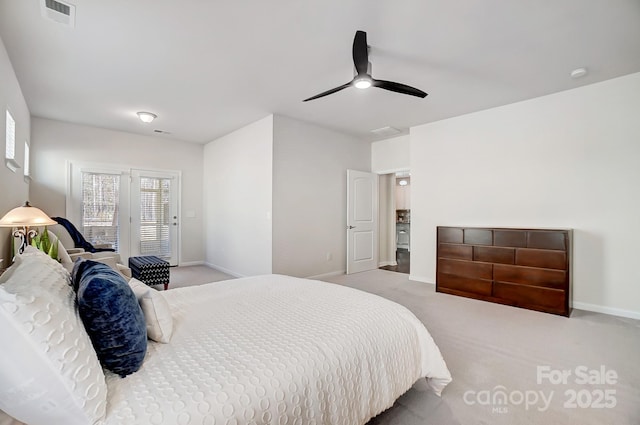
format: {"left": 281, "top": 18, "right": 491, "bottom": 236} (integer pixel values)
{"left": 5, "top": 110, "right": 20, "bottom": 172}
{"left": 81, "top": 171, "right": 120, "bottom": 251}
{"left": 23, "top": 141, "right": 30, "bottom": 181}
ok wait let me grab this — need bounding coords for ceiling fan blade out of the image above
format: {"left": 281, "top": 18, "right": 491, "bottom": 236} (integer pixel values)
{"left": 352, "top": 30, "right": 369, "bottom": 75}
{"left": 372, "top": 79, "right": 428, "bottom": 98}
{"left": 303, "top": 82, "right": 352, "bottom": 102}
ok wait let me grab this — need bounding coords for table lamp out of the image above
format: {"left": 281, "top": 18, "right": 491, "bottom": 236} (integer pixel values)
{"left": 0, "top": 201, "right": 57, "bottom": 254}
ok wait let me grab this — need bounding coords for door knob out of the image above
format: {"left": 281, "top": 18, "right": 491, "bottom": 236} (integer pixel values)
{"left": 347, "top": 225, "right": 356, "bottom": 229}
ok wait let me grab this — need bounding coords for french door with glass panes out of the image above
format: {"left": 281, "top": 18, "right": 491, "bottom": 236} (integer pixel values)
{"left": 130, "top": 170, "right": 179, "bottom": 266}
{"left": 78, "top": 170, "right": 123, "bottom": 252}
{"left": 68, "top": 162, "right": 180, "bottom": 266}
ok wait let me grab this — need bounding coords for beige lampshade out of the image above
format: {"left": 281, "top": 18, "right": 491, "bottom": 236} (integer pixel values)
{"left": 0, "top": 202, "right": 57, "bottom": 227}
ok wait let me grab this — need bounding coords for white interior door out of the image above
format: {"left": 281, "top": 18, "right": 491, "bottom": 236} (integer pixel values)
{"left": 347, "top": 170, "right": 378, "bottom": 274}
{"left": 130, "top": 170, "right": 179, "bottom": 265}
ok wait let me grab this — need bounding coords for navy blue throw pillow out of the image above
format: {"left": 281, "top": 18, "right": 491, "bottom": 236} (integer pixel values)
{"left": 71, "top": 257, "right": 91, "bottom": 292}
{"left": 76, "top": 260, "right": 147, "bottom": 377}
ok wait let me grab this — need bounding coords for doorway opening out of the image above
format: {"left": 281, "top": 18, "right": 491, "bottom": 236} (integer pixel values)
{"left": 379, "top": 248, "right": 410, "bottom": 273}
{"left": 378, "top": 172, "right": 410, "bottom": 274}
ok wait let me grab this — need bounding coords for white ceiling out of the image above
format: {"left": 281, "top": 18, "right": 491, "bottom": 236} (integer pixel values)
{"left": 1, "top": 0, "right": 639, "bottom": 144}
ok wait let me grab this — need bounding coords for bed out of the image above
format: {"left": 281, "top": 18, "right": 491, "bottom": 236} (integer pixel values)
{"left": 0, "top": 249, "right": 451, "bottom": 425}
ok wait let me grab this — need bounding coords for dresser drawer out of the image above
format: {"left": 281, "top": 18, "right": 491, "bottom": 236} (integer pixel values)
{"left": 516, "top": 248, "right": 567, "bottom": 270}
{"left": 438, "top": 258, "right": 493, "bottom": 280}
{"left": 438, "top": 243, "right": 473, "bottom": 260}
{"left": 437, "top": 273, "right": 492, "bottom": 296}
{"left": 473, "top": 246, "right": 515, "bottom": 265}
{"left": 493, "top": 264, "right": 566, "bottom": 289}
{"left": 493, "top": 281, "right": 566, "bottom": 312}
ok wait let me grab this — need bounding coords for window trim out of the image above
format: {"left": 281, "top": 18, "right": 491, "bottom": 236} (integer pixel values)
{"left": 23, "top": 140, "right": 31, "bottom": 183}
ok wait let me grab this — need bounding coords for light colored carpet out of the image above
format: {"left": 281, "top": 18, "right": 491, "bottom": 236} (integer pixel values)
{"left": 166, "top": 266, "right": 640, "bottom": 424}
{"left": 167, "top": 264, "right": 235, "bottom": 289}
{"left": 325, "top": 270, "right": 640, "bottom": 425}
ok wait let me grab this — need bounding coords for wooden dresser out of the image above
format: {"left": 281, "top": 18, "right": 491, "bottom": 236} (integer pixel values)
{"left": 436, "top": 226, "right": 572, "bottom": 316}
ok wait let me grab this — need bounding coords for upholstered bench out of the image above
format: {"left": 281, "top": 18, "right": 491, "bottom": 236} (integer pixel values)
{"left": 128, "top": 256, "right": 170, "bottom": 290}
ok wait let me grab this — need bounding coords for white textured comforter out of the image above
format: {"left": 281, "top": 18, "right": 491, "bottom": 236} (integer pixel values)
{"left": 104, "top": 275, "right": 451, "bottom": 425}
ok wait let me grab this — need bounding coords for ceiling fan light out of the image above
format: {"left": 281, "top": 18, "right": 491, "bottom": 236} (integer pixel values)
{"left": 137, "top": 111, "right": 157, "bottom": 123}
{"left": 354, "top": 77, "right": 372, "bottom": 89}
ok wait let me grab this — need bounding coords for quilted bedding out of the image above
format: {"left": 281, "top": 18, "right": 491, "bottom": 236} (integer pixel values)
{"left": 104, "top": 274, "right": 451, "bottom": 424}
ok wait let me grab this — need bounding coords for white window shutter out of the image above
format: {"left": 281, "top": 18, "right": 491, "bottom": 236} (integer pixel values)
{"left": 139, "top": 176, "right": 171, "bottom": 258}
{"left": 81, "top": 172, "right": 120, "bottom": 251}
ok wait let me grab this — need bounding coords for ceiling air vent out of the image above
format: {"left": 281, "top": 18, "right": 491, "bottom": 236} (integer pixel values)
{"left": 370, "top": 126, "right": 402, "bottom": 138}
{"left": 41, "top": 0, "right": 76, "bottom": 28}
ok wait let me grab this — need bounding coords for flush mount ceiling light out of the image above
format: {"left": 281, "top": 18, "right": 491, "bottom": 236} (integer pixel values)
{"left": 353, "top": 75, "right": 372, "bottom": 89}
{"left": 570, "top": 68, "right": 588, "bottom": 79}
{"left": 137, "top": 111, "right": 157, "bottom": 123}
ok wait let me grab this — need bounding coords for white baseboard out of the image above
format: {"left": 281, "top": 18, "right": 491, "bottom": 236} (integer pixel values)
{"left": 409, "top": 274, "right": 433, "bottom": 284}
{"left": 204, "top": 262, "right": 246, "bottom": 278}
{"left": 306, "top": 270, "right": 345, "bottom": 280}
{"left": 178, "top": 261, "right": 204, "bottom": 267}
{"left": 378, "top": 261, "right": 398, "bottom": 267}
{"left": 573, "top": 302, "right": 640, "bottom": 320}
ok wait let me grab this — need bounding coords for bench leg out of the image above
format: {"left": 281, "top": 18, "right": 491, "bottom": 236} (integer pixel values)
{"left": 164, "top": 282, "right": 169, "bottom": 291}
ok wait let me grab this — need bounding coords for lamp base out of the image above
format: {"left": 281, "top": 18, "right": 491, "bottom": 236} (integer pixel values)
{"left": 13, "top": 226, "right": 37, "bottom": 254}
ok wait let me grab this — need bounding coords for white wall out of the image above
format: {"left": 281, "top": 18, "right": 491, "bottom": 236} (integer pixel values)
{"left": 272, "top": 115, "right": 370, "bottom": 278}
{"left": 29, "top": 118, "right": 205, "bottom": 264}
{"left": 371, "top": 135, "right": 410, "bottom": 173}
{"left": 0, "top": 36, "right": 30, "bottom": 266}
{"left": 203, "top": 115, "right": 273, "bottom": 277}
{"left": 410, "top": 72, "right": 640, "bottom": 318}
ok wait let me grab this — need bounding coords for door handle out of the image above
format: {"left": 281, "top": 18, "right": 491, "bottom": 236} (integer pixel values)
{"left": 347, "top": 225, "right": 356, "bottom": 229}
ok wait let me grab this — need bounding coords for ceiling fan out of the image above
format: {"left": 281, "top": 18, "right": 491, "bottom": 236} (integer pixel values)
{"left": 303, "top": 30, "right": 427, "bottom": 102}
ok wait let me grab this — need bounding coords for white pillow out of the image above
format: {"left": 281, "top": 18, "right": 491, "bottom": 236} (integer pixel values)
{"left": 128, "top": 278, "right": 174, "bottom": 343}
{"left": 9, "top": 246, "right": 69, "bottom": 281}
{"left": 0, "top": 251, "right": 107, "bottom": 425}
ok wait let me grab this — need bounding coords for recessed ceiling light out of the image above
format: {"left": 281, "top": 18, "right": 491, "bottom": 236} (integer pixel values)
{"left": 137, "top": 111, "right": 157, "bottom": 123}
{"left": 570, "top": 68, "right": 588, "bottom": 79}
